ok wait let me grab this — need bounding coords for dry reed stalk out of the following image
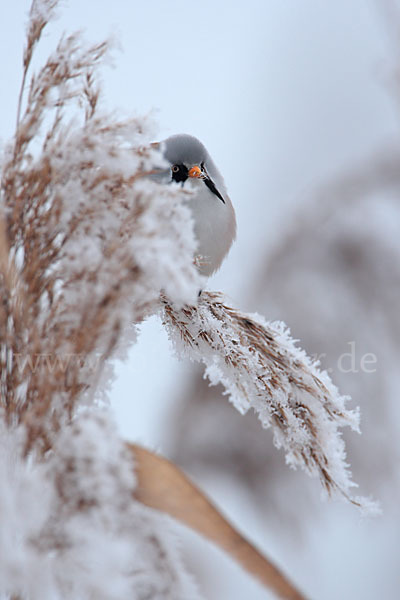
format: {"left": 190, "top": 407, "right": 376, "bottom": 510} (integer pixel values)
{"left": 131, "top": 443, "right": 308, "bottom": 600}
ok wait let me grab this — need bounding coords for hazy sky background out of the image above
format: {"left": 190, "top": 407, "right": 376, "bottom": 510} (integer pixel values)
{"left": 1, "top": 2, "right": 399, "bottom": 599}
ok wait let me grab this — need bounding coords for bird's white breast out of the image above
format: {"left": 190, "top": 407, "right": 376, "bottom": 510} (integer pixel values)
{"left": 186, "top": 182, "right": 236, "bottom": 276}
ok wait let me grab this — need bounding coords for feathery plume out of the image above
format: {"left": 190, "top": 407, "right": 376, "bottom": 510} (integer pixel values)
{"left": 163, "top": 292, "right": 378, "bottom": 512}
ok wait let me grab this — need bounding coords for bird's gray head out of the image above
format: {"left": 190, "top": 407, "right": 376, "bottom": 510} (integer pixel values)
{"left": 163, "top": 134, "right": 208, "bottom": 167}
{"left": 160, "top": 134, "right": 226, "bottom": 203}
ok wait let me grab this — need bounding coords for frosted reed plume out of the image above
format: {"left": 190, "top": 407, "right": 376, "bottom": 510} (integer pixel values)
{"left": 1, "top": 1, "right": 200, "bottom": 455}
{"left": 163, "top": 292, "right": 377, "bottom": 511}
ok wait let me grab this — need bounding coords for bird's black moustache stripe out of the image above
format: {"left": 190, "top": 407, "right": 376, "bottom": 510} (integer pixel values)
{"left": 204, "top": 177, "right": 225, "bottom": 204}
{"left": 171, "top": 163, "right": 188, "bottom": 183}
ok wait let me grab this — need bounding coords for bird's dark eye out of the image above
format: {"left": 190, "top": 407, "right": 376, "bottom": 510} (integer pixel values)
{"left": 171, "top": 165, "right": 180, "bottom": 173}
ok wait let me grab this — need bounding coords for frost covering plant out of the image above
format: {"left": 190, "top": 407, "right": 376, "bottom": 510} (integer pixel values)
{"left": 1, "top": 7, "right": 201, "bottom": 455}
{"left": 163, "top": 293, "right": 377, "bottom": 509}
{"left": 0, "top": 1, "right": 377, "bottom": 599}
{"left": 0, "top": 415, "right": 201, "bottom": 600}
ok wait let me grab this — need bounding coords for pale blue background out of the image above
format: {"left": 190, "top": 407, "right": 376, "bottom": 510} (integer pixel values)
{"left": 1, "top": 2, "right": 398, "bottom": 598}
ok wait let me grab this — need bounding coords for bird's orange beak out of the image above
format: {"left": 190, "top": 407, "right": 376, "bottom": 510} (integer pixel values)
{"left": 188, "top": 165, "right": 202, "bottom": 179}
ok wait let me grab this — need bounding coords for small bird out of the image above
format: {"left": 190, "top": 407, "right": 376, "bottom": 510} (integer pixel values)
{"left": 154, "top": 134, "right": 236, "bottom": 276}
